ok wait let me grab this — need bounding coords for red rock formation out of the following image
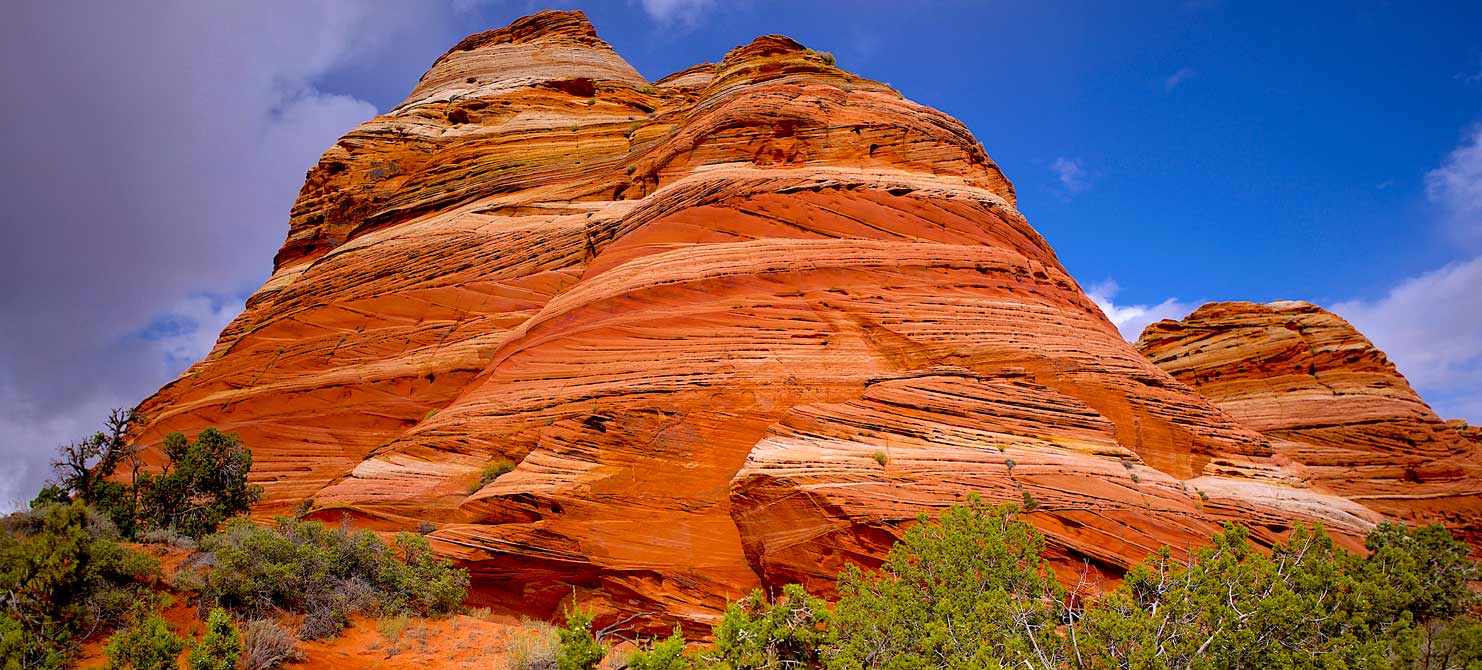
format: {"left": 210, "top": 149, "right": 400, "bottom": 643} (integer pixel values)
{"left": 1136, "top": 301, "right": 1482, "bottom": 545}
{"left": 130, "top": 11, "right": 1448, "bottom": 630}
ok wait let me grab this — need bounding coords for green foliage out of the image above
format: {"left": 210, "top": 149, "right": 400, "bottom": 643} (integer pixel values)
{"left": 105, "top": 612, "right": 185, "bottom": 670}
{"left": 138, "top": 429, "right": 262, "bottom": 538}
{"left": 198, "top": 516, "right": 467, "bottom": 639}
{"left": 828, "top": 497, "right": 1065, "bottom": 670}
{"left": 683, "top": 502, "right": 1481, "bottom": 670}
{"left": 1079, "top": 523, "right": 1418, "bottom": 669}
{"left": 715, "top": 584, "right": 833, "bottom": 670}
{"left": 1417, "top": 616, "right": 1482, "bottom": 670}
{"left": 870, "top": 451, "right": 888, "bottom": 467}
{"left": 629, "top": 628, "right": 693, "bottom": 670}
{"left": 0, "top": 501, "right": 161, "bottom": 669}
{"left": 187, "top": 608, "right": 241, "bottom": 670}
{"left": 470, "top": 459, "right": 515, "bottom": 493}
{"left": 556, "top": 608, "right": 606, "bottom": 670}
{"left": 1358, "top": 521, "right": 1480, "bottom": 623}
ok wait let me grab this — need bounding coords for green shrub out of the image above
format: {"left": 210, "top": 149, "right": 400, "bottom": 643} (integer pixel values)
{"left": 1079, "top": 523, "right": 1419, "bottom": 668}
{"left": 105, "top": 612, "right": 185, "bottom": 670}
{"left": 0, "top": 501, "right": 161, "bottom": 669}
{"left": 187, "top": 608, "right": 240, "bottom": 670}
{"left": 556, "top": 608, "right": 606, "bottom": 670}
{"left": 198, "top": 517, "right": 467, "bottom": 640}
{"left": 714, "top": 584, "right": 832, "bottom": 670}
{"left": 828, "top": 497, "right": 1064, "bottom": 669}
{"left": 628, "top": 628, "right": 693, "bottom": 670}
{"left": 138, "top": 428, "right": 262, "bottom": 539}
{"left": 1357, "top": 521, "right": 1480, "bottom": 623}
{"left": 869, "top": 450, "right": 887, "bottom": 467}
{"left": 470, "top": 459, "right": 515, "bottom": 493}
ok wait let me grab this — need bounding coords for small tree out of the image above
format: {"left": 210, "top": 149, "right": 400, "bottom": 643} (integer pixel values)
{"left": 187, "top": 608, "right": 240, "bottom": 670}
{"left": 50, "top": 409, "right": 144, "bottom": 534}
{"left": 556, "top": 608, "right": 605, "bottom": 670}
{"left": 1079, "top": 523, "right": 1419, "bottom": 669}
{"left": 714, "top": 584, "right": 833, "bottom": 670}
{"left": 628, "top": 628, "right": 692, "bottom": 670}
{"left": 138, "top": 428, "right": 262, "bottom": 538}
{"left": 105, "top": 612, "right": 185, "bottom": 670}
{"left": 827, "top": 497, "right": 1065, "bottom": 669}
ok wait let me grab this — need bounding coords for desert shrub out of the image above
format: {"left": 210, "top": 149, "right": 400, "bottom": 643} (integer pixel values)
{"left": 827, "top": 497, "right": 1065, "bottom": 669}
{"left": 104, "top": 611, "right": 185, "bottom": 670}
{"left": 1079, "top": 523, "right": 1424, "bottom": 669}
{"left": 138, "top": 428, "right": 262, "bottom": 538}
{"left": 628, "top": 628, "right": 693, "bottom": 670}
{"left": 509, "top": 618, "right": 560, "bottom": 670}
{"left": 470, "top": 459, "right": 515, "bottom": 493}
{"left": 186, "top": 608, "right": 240, "bottom": 670}
{"left": 1357, "top": 521, "right": 1479, "bottom": 623}
{"left": 239, "top": 619, "right": 303, "bottom": 670}
{"left": 198, "top": 517, "right": 467, "bottom": 639}
{"left": 714, "top": 584, "right": 832, "bottom": 670}
{"left": 556, "top": 608, "right": 606, "bottom": 670}
{"left": 870, "top": 450, "right": 887, "bottom": 467}
{"left": 0, "top": 501, "right": 161, "bottom": 669}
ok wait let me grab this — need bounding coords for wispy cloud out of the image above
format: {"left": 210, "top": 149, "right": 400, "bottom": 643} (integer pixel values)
{"left": 1050, "top": 157, "right": 1091, "bottom": 194}
{"left": 1425, "top": 124, "right": 1482, "bottom": 246}
{"left": 1164, "top": 66, "right": 1197, "bottom": 92}
{"left": 1455, "top": 55, "right": 1482, "bottom": 85}
{"left": 1331, "top": 121, "right": 1482, "bottom": 423}
{"left": 638, "top": 0, "right": 716, "bottom": 27}
{"left": 1087, "top": 280, "right": 1195, "bottom": 341}
{"left": 1333, "top": 257, "right": 1482, "bottom": 422}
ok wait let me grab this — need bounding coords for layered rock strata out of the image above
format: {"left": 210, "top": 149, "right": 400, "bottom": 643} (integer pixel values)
{"left": 1136, "top": 301, "right": 1482, "bottom": 545}
{"left": 132, "top": 11, "right": 1445, "bottom": 628}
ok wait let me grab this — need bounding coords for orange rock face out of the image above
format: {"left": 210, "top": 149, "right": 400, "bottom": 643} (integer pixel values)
{"left": 1136, "top": 301, "right": 1482, "bottom": 545}
{"left": 130, "top": 11, "right": 1469, "bottom": 630}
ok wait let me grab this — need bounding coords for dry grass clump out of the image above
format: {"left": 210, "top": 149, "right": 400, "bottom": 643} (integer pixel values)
{"left": 240, "top": 619, "right": 303, "bottom": 670}
{"left": 507, "top": 618, "right": 560, "bottom": 670}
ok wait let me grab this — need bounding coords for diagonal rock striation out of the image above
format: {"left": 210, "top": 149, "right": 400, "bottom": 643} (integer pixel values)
{"left": 1136, "top": 301, "right": 1482, "bottom": 546}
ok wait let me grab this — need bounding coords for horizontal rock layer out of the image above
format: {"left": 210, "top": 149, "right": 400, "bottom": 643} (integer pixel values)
{"left": 130, "top": 10, "right": 1472, "bottom": 630}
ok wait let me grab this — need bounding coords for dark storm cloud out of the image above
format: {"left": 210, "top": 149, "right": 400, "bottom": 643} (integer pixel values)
{"left": 0, "top": 2, "right": 467, "bottom": 507}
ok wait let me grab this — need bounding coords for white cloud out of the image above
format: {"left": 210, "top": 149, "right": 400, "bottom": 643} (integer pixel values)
{"left": 1051, "top": 157, "right": 1091, "bottom": 194}
{"left": 638, "top": 0, "right": 716, "bottom": 27}
{"left": 1087, "top": 280, "right": 1196, "bottom": 341}
{"left": 1332, "top": 257, "right": 1482, "bottom": 423}
{"left": 1164, "top": 66, "right": 1197, "bottom": 92}
{"left": 1425, "top": 124, "right": 1482, "bottom": 245}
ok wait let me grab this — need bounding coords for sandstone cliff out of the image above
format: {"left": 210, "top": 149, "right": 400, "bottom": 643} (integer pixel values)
{"left": 1136, "top": 301, "right": 1482, "bottom": 546}
{"left": 131, "top": 11, "right": 1449, "bottom": 629}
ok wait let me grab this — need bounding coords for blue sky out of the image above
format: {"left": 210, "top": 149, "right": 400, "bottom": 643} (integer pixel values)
{"left": 1, "top": 1, "right": 1479, "bottom": 505}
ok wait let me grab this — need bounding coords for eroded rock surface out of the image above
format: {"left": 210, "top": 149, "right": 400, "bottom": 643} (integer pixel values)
{"left": 131, "top": 11, "right": 1468, "bottom": 629}
{"left": 1136, "top": 301, "right": 1482, "bottom": 545}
